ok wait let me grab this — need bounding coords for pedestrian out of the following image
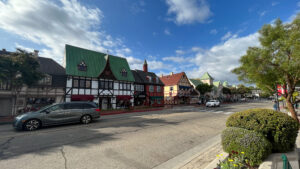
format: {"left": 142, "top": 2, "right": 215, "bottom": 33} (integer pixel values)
{"left": 273, "top": 101, "right": 278, "bottom": 111}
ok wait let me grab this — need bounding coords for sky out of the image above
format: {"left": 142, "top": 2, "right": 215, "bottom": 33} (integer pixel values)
{"left": 0, "top": 0, "right": 299, "bottom": 85}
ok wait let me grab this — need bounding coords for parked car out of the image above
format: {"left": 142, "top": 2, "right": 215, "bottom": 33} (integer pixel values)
{"left": 13, "top": 102, "right": 100, "bottom": 131}
{"left": 206, "top": 100, "right": 220, "bottom": 107}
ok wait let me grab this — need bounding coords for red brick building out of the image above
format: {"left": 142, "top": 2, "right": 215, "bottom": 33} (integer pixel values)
{"left": 132, "top": 60, "right": 164, "bottom": 107}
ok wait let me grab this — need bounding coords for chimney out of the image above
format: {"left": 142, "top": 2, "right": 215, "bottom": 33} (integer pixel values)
{"left": 143, "top": 59, "right": 148, "bottom": 72}
{"left": 170, "top": 72, "right": 173, "bottom": 75}
{"left": 33, "top": 50, "right": 39, "bottom": 58}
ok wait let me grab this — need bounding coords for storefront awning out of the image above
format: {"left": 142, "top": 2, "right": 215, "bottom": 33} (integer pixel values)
{"left": 117, "top": 95, "right": 132, "bottom": 100}
{"left": 71, "top": 95, "right": 94, "bottom": 101}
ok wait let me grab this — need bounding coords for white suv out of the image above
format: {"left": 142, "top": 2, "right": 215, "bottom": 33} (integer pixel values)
{"left": 206, "top": 100, "right": 220, "bottom": 107}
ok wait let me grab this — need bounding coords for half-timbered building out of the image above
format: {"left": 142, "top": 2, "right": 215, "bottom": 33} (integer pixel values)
{"left": 65, "top": 45, "right": 135, "bottom": 110}
{"left": 160, "top": 72, "right": 193, "bottom": 105}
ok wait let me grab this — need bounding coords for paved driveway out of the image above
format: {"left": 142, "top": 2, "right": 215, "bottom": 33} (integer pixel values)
{"left": 0, "top": 101, "right": 271, "bottom": 169}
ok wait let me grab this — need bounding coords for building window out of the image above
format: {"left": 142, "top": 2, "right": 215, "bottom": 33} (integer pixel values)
{"left": 119, "top": 82, "right": 131, "bottom": 91}
{"left": 38, "top": 75, "right": 52, "bottom": 85}
{"left": 73, "top": 78, "right": 91, "bottom": 89}
{"left": 86, "top": 80, "right": 91, "bottom": 88}
{"left": 149, "top": 85, "right": 154, "bottom": 92}
{"left": 73, "top": 79, "right": 79, "bottom": 88}
{"left": 156, "top": 77, "right": 159, "bottom": 83}
{"left": 121, "top": 69, "right": 127, "bottom": 77}
{"left": 99, "top": 80, "right": 113, "bottom": 89}
{"left": 77, "top": 61, "right": 87, "bottom": 71}
{"left": 170, "top": 86, "right": 173, "bottom": 91}
{"left": 157, "top": 86, "right": 161, "bottom": 92}
{"left": 79, "top": 79, "right": 85, "bottom": 88}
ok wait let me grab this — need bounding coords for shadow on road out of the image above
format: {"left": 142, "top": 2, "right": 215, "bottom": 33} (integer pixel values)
{"left": 0, "top": 115, "right": 179, "bottom": 160}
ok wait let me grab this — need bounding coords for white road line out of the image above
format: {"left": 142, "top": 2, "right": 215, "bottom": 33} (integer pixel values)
{"left": 224, "top": 112, "right": 234, "bottom": 115}
{"left": 213, "top": 111, "right": 224, "bottom": 114}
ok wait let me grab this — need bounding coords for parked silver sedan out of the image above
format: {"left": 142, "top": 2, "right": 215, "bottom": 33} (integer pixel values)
{"left": 13, "top": 102, "right": 101, "bottom": 131}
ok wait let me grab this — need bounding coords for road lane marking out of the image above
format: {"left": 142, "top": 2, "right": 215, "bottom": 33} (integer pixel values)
{"left": 224, "top": 112, "right": 234, "bottom": 115}
{"left": 213, "top": 111, "right": 224, "bottom": 114}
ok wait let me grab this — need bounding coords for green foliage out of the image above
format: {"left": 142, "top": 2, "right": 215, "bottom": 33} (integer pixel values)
{"left": 222, "top": 127, "right": 272, "bottom": 166}
{"left": 236, "top": 84, "right": 252, "bottom": 95}
{"left": 226, "top": 109, "right": 299, "bottom": 152}
{"left": 232, "top": 15, "right": 300, "bottom": 120}
{"left": 222, "top": 87, "right": 231, "bottom": 94}
{"left": 196, "top": 83, "right": 213, "bottom": 95}
{"left": 0, "top": 49, "right": 43, "bottom": 90}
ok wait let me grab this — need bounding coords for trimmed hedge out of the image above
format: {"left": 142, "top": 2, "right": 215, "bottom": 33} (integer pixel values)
{"left": 226, "top": 108, "right": 299, "bottom": 152}
{"left": 222, "top": 127, "right": 272, "bottom": 166}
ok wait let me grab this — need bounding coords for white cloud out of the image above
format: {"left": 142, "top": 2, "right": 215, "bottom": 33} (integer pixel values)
{"left": 0, "top": 0, "right": 131, "bottom": 65}
{"left": 210, "top": 29, "right": 217, "bottom": 35}
{"left": 175, "top": 49, "right": 185, "bottom": 55}
{"left": 165, "top": 0, "right": 212, "bottom": 25}
{"left": 259, "top": 11, "right": 267, "bottom": 17}
{"left": 162, "top": 56, "right": 186, "bottom": 62}
{"left": 272, "top": 2, "right": 279, "bottom": 6}
{"left": 187, "top": 32, "right": 260, "bottom": 83}
{"left": 15, "top": 43, "right": 35, "bottom": 53}
{"left": 130, "top": 0, "right": 146, "bottom": 14}
{"left": 164, "top": 28, "right": 171, "bottom": 35}
{"left": 221, "top": 32, "right": 232, "bottom": 41}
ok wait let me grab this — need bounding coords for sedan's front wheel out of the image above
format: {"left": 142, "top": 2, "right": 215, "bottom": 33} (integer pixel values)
{"left": 24, "top": 119, "right": 40, "bottom": 131}
{"left": 81, "top": 115, "right": 92, "bottom": 124}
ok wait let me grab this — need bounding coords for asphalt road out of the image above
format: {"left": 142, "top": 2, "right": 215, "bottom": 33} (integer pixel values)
{"left": 0, "top": 101, "right": 272, "bottom": 169}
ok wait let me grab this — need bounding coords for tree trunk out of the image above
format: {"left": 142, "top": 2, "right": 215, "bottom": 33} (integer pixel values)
{"left": 286, "top": 98, "right": 299, "bottom": 122}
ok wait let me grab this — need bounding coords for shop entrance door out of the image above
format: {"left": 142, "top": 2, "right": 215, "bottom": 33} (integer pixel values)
{"left": 99, "top": 97, "right": 112, "bottom": 110}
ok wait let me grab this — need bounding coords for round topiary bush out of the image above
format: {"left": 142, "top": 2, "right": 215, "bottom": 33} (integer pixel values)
{"left": 226, "top": 108, "right": 299, "bottom": 152}
{"left": 222, "top": 127, "right": 272, "bottom": 166}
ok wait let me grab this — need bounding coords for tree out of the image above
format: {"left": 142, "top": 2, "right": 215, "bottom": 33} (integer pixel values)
{"left": 232, "top": 15, "right": 300, "bottom": 121}
{"left": 222, "top": 87, "right": 231, "bottom": 95}
{"left": 196, "top": 83, "right": 213, "bottom": 95}
{"left": 236, "top": 84, "right": 252, "bottom": 96}
{"left": 0, "top": 49, "right": 43, "bottom": 114}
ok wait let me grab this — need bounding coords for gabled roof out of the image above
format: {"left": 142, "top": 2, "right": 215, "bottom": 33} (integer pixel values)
{"left": 200, "top": 72, "right": 214, "bottom": 80}
{"left": 65, "top": 44, "right": 106, "bottom": 78}
{"left": 213, "top": 81, "right": 221, "bottom": 87}
{"left": 38, "top": 57, "right": 65, "bottom": 75}
{"left": 223, "top": 81, "right": 229, "bottom": 87}
{"left": 160, "top": 72, "right": 185, "bottom": 86}
{"left": 132, "top": 70, "right": 164, "bottom": 85}
{"left": 189, "top": 79, "right": 203, "bottom": 87}
{"left": 65, "top": 44, "right": 134, "bottom": 81}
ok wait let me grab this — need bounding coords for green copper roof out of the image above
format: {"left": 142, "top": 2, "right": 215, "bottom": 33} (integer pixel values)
{"left": 213, "top": 81, "right": 221, "bottom": 87}
{"left": 108, "top": 55, "right": 134, "bottom": 82}
{"left": 65, "top": 44, "right": 134, "bottom": 81}
{"left": 200, "top": 72, "right": 214, "bottom": 80}
{"left": 65, "top": 44, "right": 106, "bottom": 78}
{"left": 189, "top": 79, "right": 203, "bottom": 87}
{"left": 223, "top": 81, "right": 229, "bottom": 87}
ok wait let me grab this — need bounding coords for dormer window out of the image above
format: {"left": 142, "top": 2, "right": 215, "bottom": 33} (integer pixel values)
{"left": 77, "top": 60, "right": 87, "bottom": 71}
{"left": 121, "top": 68, "right": 127, "bottom": 77}
{"left": 147, "top": 76, "right": 152, "bottom": 82}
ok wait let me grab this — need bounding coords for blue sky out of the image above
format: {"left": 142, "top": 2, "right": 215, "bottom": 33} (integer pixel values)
{"left": 0, "top": 0, "right": 299, "bottom": 84}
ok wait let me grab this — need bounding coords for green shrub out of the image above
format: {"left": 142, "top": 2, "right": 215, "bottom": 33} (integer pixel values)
{"left": 222, "top": 127, "right": 272, "bottom": 166}
{"left": 226, "top": 108, "right": 299, "bottom": 152}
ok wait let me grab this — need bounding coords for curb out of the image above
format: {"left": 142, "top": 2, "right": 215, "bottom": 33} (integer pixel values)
{"left": 152, "top": 134, "right": 221, "bottom": 169}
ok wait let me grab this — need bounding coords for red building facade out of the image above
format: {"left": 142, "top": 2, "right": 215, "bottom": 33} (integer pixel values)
{"left": 132, "top": 60, "right": 164, "bottom": 107}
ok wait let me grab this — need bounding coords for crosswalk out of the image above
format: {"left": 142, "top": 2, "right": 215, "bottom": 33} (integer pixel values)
{"left": 200, "top": 109, "right": 235, "bottom": 115}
